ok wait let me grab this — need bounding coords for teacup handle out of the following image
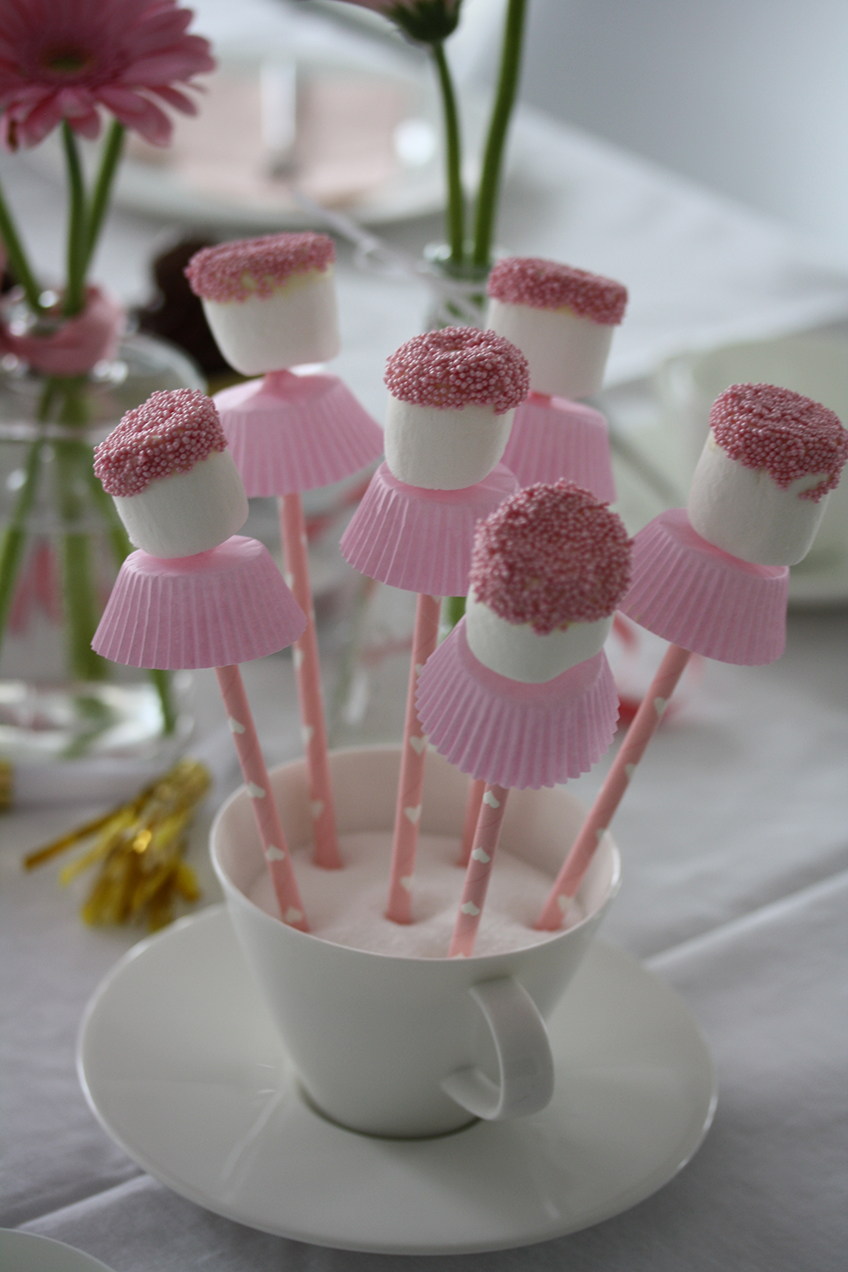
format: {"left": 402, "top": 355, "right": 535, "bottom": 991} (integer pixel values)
{"left": 440, "top": 976, "right": 554, "bottom": 1120}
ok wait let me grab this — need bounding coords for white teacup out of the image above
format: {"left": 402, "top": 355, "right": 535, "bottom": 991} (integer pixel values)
{"left": 211, "top": 747, "right": 620, "bottom": 1139}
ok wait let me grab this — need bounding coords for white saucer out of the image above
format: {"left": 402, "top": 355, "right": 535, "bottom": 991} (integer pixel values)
{"left": 0, "top": 1230, "right": 115, "bottom": 1272}
{"left": 77, "top": 907, "right": 716, "bottom": 1255}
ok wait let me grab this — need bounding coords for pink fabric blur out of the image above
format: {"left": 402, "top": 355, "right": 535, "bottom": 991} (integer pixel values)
{"left": 0, "top": 287, "right": 124, "bottom": 376}
{"left": 340, "top": 461, "right": 518, "bottom": 595}
{"left": 620, "top": 508, "right": 789, "bottom": 665}
{"left": 416, "top": 620, "right": 619, "bottom": 789}
{"left": 502, "top": 394, "right": 616, "bottom": 502}
{"left": 92, "top": 535, "right": 306, "bottom": 670}
{"left": 214, "top": 371, "right": 383, "bottom": 496}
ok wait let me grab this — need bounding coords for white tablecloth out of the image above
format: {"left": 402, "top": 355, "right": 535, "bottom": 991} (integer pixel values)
{"left": 2, "top": 17, "right": 847, "bottom": 1267}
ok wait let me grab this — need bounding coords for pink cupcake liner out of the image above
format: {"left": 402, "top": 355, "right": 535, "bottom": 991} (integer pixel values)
{"left": 340, "top": 462, "right": 519, "bottom": 595}
{"left": 620, "top": 508, "right": 789, "bottom": 665}
{"left": 502, "top": 396, "right": 616, "bottom": 501}
{"left": 92, "top": 535, "right": 307, "bottom": 670}
{"left": 214, "top": 371, "right": 383, "bottom": 496}
{"left": 416, "top": 619, "right": 619, "bottom": 789}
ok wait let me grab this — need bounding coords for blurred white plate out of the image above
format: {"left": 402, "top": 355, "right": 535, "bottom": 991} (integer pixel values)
{"left": 654, "top": 333, "right": 848, "bottom": 606}
{"left": 0, "top": 1231, "right": 115, "bottom": 1272}
{"left": 28, "top": 52, "right": 483, "bottom": 232}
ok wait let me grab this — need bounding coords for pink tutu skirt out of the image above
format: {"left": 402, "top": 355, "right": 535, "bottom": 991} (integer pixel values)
{"left": 92, "top": 535, "right": 306, "bottom": 670}
{"left": 416, "top": 619, "right": 619, "bottom": 789}
{"left": 340, "top": 462, "right": 518, "bottom": 596}
{"left": 214, "top": 370, "right": 383, "bottom": 496}
{"left": 502, "top": 395, "right": 615, "bottom": 501}
{"left": 620, "top": 508, "right": 789, "bottom": 665}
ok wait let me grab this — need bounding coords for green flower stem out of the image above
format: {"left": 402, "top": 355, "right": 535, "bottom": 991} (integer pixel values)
{"left": 0, "top": 172, "right": 43, "bottom": 312}
{"left": 54, "top": 423, "right": 106, "bottom": 682}
{"left": 431, "top": 41, "right": 466, "bottom": 264}
{"left": 0, "top": 438, "right": 44, "bottom": 643}
{"left": 61, "top": 122, "right": 88, "bottom": 318}
{"left": 84, "top": 121, "right": 125, "bottom": 273}
{"left": 443, "top": 594, "right": 466, "bottom": 629}
{"left": 85, "top": 467, "right": 177, "bottom": 735}
{"left": 472, "top": 0, "right": 527, "bottom": 267}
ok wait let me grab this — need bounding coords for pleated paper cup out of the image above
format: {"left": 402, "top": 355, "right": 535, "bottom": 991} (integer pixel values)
{"left": 620, "top": 509, "right": 789, "bottom": 665}
{"left": 340, "top": 462, "right": 518, "bottom": 596}
{"left": 416, "top": 621, "right": 619, "bottom": 789}
{"left": 93, "top": 536, "right": 307, "bottom": 670}
{"left": 215, "top": 371, "right": 383, "bottom": 496}
{"left": 503, "top": 397, "right": 616, "bottom": 502}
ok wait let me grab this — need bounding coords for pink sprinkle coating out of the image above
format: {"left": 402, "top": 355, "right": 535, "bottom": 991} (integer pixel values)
{"left": 710, "top": 383, "right": 848, "bottom": 502}
{"left": 94, "top": 389, "right": 227, "bottom": 497}
{"left": 470, "top": 481, "right": 632, "bottom": 632}
{"left": 487, "top": 257, "right": 627, "bottom": 325}
{"left": 384, "top": 326, "right": 529, "bottom": 415}
{"left": 184, "top": 232, "right": 335, "bottom": 303}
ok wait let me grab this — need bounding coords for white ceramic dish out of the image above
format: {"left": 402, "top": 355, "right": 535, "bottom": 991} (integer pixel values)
{"left": 26, "top": 53, "right": 466, "bottom": 231}
{"left": 77, "top": 906, "right": 716, "bottom": 1254}
{"left": 0, "top": 1230, "right": 115, "bottom": 1272}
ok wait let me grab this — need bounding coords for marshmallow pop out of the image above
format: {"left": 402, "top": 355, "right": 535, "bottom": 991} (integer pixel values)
{"left": 487, "top": 257, "right": 627, "bottom": 500}
{"left": 340, "top": 326, "right": 528, "bottom": 924}
{"left": 92, "top": 389, "right": 309, "bottom": 930}
{"left": 415, "top": 481, "right": 632, "bottom": 956}
{"left": 186, "top": 232, "right": 384, "bottom": 872}
{"left": 537, "top": 382, "right": 848, "bottom": 930}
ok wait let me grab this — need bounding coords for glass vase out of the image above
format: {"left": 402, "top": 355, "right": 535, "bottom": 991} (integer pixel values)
{"left": 422, "top": 242, "right": 493, "bottom": 330}
{"left": 0, "top": 325, "right": 203, "bottom": 779}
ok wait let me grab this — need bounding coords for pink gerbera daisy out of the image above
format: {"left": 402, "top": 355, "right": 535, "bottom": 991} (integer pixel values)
{"left": 0, "top": 0, "right": 215, "bottom": 150}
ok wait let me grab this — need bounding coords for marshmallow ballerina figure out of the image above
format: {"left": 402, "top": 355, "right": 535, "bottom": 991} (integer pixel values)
{"left": 487, "top": 256, "right": 627, "bottom": 500}
{"left": 186, "top": 232, "right": 384, "bottom": 872}
{"left": 340, "top": 326, "right": 528, "bottom": 924}
{"left": 92, "top": 389, "right": 310, "bottom": 930}
{"left": 416, "top": 481, "right": 633, "bottom": 957}
{"left": 537, "top": 382, "right": 848, "bottom": 929}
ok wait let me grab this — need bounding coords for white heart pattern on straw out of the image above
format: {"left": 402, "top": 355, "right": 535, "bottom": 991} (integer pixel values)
{"left": 301, "top": 724, "right": 314, "bottom": 746}
{"left": 654, "top": 697, "right": 668, "bottom": 717}
{"left": 625, "top": 763, "right": 636, "bottom": 780}
{"left": 557, "top": 894, "right": 570, "bottom": 912}
{"left": 266, "top": 845, "right": 286, "bottom": 861}
{"left": 405, "top": 805, "right": 422, "bottom": 824}
{"left": 461, "top": 902, "right": 480, "bottom": 916}
{"left": 283, "top": 907, "right": 304, "bottom": 925}
{"left": 400, "top": 875, "right": 414, "bottom": 892}
{"left": 310, "top": 800, "right": 324, "bottom": 820}
{"left": 227, "top": 716, "right": 246, "bottom": 734}
{"left": 471, "top": 847, "right": 491, "bottom": 863}
{"left": 293, "top": 647, "right": 304, "bottom": 671}
{"left": 415, "top": 663, "right": 423, "bottom": 676}
{"left": 248, "top": 782, "right": 266, "bottom": 799}
{"left": 482, "top": 790, "right": 500, "bottom": 809}
{"left": 409, "top": 734, "right": 427, "bottom": 755}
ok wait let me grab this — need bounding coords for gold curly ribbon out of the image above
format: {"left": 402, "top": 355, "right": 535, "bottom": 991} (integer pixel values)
{"left": 22, "top": 758, "right": 210, "bottom": 930}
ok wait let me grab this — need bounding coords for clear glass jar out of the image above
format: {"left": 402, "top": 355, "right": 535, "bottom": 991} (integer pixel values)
{"left": 0, "top": 326, "right": 202, "bottom": 768}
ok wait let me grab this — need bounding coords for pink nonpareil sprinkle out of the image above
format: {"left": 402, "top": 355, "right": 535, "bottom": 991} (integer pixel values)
{"left": 709, "top": 383, "right": 847, "bottom": 502}
{"left": 185, "top": 232, "right": 335, "bottom": 303}
{"left": 470, "top": 481, "right": 633, "bottom": 632}
{"left": 384, "top": 326, "right": 529, "bottom": 415}
{"left": 94, "top": 389, "right": 227, "bottom": 497}
{"left": 487, "top": 257, "right": 628, "bottom": 325}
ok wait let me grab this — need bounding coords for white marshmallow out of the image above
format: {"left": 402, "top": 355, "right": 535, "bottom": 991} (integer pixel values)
{"left": 202, "top": 269, "right": 340, "bottom": 376}
{"left": 465, "top": 592, "right": 612, "bottom": 683}
{"left": 114, "top": 449, "right": 248, "bottom": 559}
{"left": 384, "top": 396, "right": 513, "bottom": 490}
{"left": 487, "top": 298, "right": 614, "bottom": 400}
{"left": 687, "top": 431, "right": 831, "bottom": 566}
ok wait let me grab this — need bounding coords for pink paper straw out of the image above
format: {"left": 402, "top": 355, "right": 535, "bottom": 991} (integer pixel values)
{"left": 449, "top": 783, "right": 510, "bottom": 957}
{"left": 279, "top": 493, "right": 342, "bottom": 870}
{"left": 458, "top": 778, "right": 486, "bottom": 867}
{"left": 385, "top": 592, "right": 441, "bottom": 924}
{"left": 537, "top": 642, "right": 691, "bottom": 930}
{"left": 215, "top": 664, "right": 308, "bottom": 931}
